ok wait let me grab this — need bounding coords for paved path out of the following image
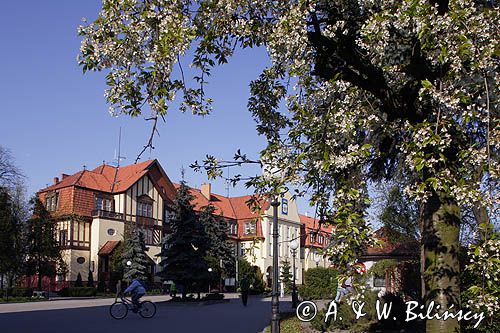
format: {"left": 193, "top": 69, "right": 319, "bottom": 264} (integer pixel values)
{"left": 0, "top": 296, "right": 294, "bottom": 333}
{"left": 0, "top": 293, "right": 243, "bottom": 313}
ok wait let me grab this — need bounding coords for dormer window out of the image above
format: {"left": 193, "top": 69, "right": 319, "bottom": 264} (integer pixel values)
{"left": 137, "top": 195, "right": 153, "bottom": 217}
{"left": 229, "top": 220, "right": 238, "bottom": 235}
{"left": 46, "top": 191, "right": 58, "bottom": 212}
{"left": 318, "top": 234, "right": 324, "bottom": 244}
{"left": 244, "top": 221, "right": 256, "bottom": 235}
{"left": 310, "top": 232, "right": 316, "bottom": 243}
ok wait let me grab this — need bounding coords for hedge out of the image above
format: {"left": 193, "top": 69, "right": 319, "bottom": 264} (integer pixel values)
{"left": 5, "top": 288, "right": 33, "bottom": 297}
{"left": 58, "top": 287, "right": 97, "bottom": 297}
{"left": 298, "top": 267, "right": 338, "bottom": 300}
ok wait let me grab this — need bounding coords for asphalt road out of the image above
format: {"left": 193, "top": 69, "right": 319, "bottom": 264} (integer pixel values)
{"left": 0, "top": 296, "right": 294, "bottom": 333}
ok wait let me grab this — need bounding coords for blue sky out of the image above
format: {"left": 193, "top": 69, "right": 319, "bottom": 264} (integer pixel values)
{"left": 0, "top": 1, "right": 324, "bottom": 214}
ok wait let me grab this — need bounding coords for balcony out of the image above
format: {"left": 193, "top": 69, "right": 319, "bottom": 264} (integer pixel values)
{"left": 91, "top": 209, "right": 124, "bottom": 221}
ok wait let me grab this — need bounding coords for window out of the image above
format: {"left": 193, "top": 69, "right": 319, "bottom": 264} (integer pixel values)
{"left": 268, "top": 222, "right": 272, "bottom": 256}
{"left": 95, "top": 196, "right": 113, "bottom": 211}
{"left": 59, "top": 230, "right": 67, "bottom": 246}
{"left": 46, "top": 192, "right": 58, "bottom": 212}
{"left": 138, "top": 202, "right": 153, "bottom": 217}
{"left": 244, "top": 221, "right": 256, "bottom": 235}
{"left": 229, "top": 221, "right": 238, "bottom": 235}
{"left": 142, "top": 228, "right": 154, "bottom": 245}
{"left": 137, "top": 196, "right": 153, "bottom": 217}
{"left": 318, "top": 235, "right": 324, "bottom": 244}
{"left": 373, "top": 274, "right": 386, "bottom": 287}
{"left": 164, "top": 208, "right": 171, "bottom": 223}
{"left": 310, "top": 233, "right": 316, "bottom": 243}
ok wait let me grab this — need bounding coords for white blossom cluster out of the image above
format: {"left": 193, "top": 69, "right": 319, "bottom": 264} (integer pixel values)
{"left": 465, "top": 238, "right": 500, "bottom": 318}
{"left": 79, "top": 0, "right": 499, "bottom": 273}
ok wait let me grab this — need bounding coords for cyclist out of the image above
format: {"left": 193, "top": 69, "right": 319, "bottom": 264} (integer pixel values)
{"left": 124, "top": 278, "right": 146, "bottom": 312}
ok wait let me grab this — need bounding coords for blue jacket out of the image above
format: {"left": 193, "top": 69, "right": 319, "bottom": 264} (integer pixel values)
{"left": 124, "top": 279, "right": 146, "bottom": 294}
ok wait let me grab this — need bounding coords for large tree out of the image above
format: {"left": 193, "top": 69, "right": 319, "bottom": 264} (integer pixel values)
{"left": 80, "top": 1, "right": 499, "bottom": 331}
{"left": 0, "top": 146, "right": 23, "bottom": 189}
{"left": 0, "top": 187, "right": 27, "bottom": 290}
{"left": 26, "top": 198, "right": 65, "bottom": 291}
{"left": 157, "top": 181, "right": 209, "bottom": 298}
{"left": 122, "top": 227, "right": 150, "bottom": 283}
{"left": 199, "top": 204, "right": 235, "bottom": 277}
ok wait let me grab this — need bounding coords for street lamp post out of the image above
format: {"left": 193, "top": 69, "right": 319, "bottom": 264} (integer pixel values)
{"left": 270, "top": 197, "right": 280, "bottom": 333}
{"left": 208, "top": 268, "right": 213, "bottom": 293}
{"left": 289, "top": 240, "right": 299, "bottom": 308}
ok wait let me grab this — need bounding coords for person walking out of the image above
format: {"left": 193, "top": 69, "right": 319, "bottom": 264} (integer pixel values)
{"left": 240, "top": 276, "right": 250, "bottom": 306}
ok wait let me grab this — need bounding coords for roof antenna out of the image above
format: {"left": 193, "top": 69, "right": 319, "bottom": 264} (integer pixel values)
{"left": 225, "top": 165, "right": 230, "bottom": 197}
{"left": 113, "top": 127, "right": 127, "bottom": 167}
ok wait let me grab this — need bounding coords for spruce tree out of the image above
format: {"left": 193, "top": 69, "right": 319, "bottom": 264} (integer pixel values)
{"left": 75, "top": 272, "right": 83, "bottom": 287}
{"left": 199, "top": 204, "right": 235, "bottom": 277}
{"left": 157, "top": 181, "right": 209, "bottom": 298}
{"left": 280, "top": 259, "right": 293, "bottom": 293}
{"left": 87, "top": 270, "right": 94, "bottom": 287}
{"left": 122, "top": 228, "right": 149, "bottom": 283}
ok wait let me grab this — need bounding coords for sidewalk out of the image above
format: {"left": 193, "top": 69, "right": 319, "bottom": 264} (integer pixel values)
{"left": 0, "top": 295, "right": 170, "bottom": 314}
{"left": 0, "top": 293, "right": 246, "bottom": 314}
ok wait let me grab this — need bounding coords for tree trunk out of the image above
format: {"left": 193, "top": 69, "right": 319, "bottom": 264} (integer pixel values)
{"left": 421, "top": 191, "right": 461, "bottom": 333}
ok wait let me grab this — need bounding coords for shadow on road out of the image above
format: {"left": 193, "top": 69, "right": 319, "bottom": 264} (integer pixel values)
{"left": 0, "top": 297, "right": 294, "bottom": 333}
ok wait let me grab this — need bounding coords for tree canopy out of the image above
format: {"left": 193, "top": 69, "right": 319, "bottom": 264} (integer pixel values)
{"left": 157, "top": 181, "right": 209, "bottom": 297}
{"left": 80, "top": 1, "right": 499, "bottom": 331}
{"left": 122, "top": 227, "right": 150, "bottom": 282}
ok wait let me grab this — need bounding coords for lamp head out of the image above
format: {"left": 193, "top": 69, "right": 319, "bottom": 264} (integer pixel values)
{"left": 290, "top": 239, "right": 299, "bottom": 251}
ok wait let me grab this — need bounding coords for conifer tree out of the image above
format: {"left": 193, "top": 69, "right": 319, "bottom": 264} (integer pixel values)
{"left": 199, "top": 204, "right": 235, "bottom": 277}
{"left": 122, "top": 228, "right": 149, "bottom": 283}
{"left": 87, "top": 270, "right": 94, "bottom": 287}
{"left": 280, "top": 259, "right": 293, "bottom": 293}
{"left": 157, "top": 181, "right": 209, "bottom": 298}
{"left": 75, "top": 272, "right": 83, "bottom": 287}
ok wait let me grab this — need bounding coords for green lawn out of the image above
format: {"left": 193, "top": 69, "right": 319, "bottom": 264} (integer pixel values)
{"left": 264, "top": 312, "right": 304, "bottom": 333}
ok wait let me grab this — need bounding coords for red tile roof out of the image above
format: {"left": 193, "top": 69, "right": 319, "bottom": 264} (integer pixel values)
{"left": 364, "top": 228, "right": 419, "bottom": 257}
{"left": 299, "top": 214, "right": 334, "bottom": 233}
{"left": 174, "top": 184, "right": 269, "bottom": 220}
{"left": 173, "top": 183, "right": 269, "bottom": 239}
{"left": 98, "top": 240, "right": 121, "bottom": 255}
{"left": 39, "top": 160, "right": 156, "bottom": 194}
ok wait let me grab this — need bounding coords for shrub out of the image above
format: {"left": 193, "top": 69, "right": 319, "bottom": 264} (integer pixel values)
{"left": 97, "top": 280, "right": 107, "bottom": 292}
{"left": 310, "top": 290, "right": 379, "bottom": 332}
{"left": 7, "top": 287, "right": 33, "bottom": 297}
{"left": 238, "top": 259, "right": 266, "bottom": 295}
{"left": 298, "top": 267, "right": 338, "bottom": 300}
{"left": 58, "top": 287, "right": 96, "bottom": 297}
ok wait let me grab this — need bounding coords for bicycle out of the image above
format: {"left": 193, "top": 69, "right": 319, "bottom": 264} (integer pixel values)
{"left": 109, "top": 293, "right": 157, "bottom": 319}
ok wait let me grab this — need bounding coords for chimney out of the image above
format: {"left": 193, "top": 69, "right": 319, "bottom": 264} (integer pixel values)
{"left": 201, "top": 183, "right": 211, "bottom": 200}
{"left": 62, "top": 173, "right": 69, "bottom": 179}
{"left": 53, "top": 177, "right": 59, "bottom": 184}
